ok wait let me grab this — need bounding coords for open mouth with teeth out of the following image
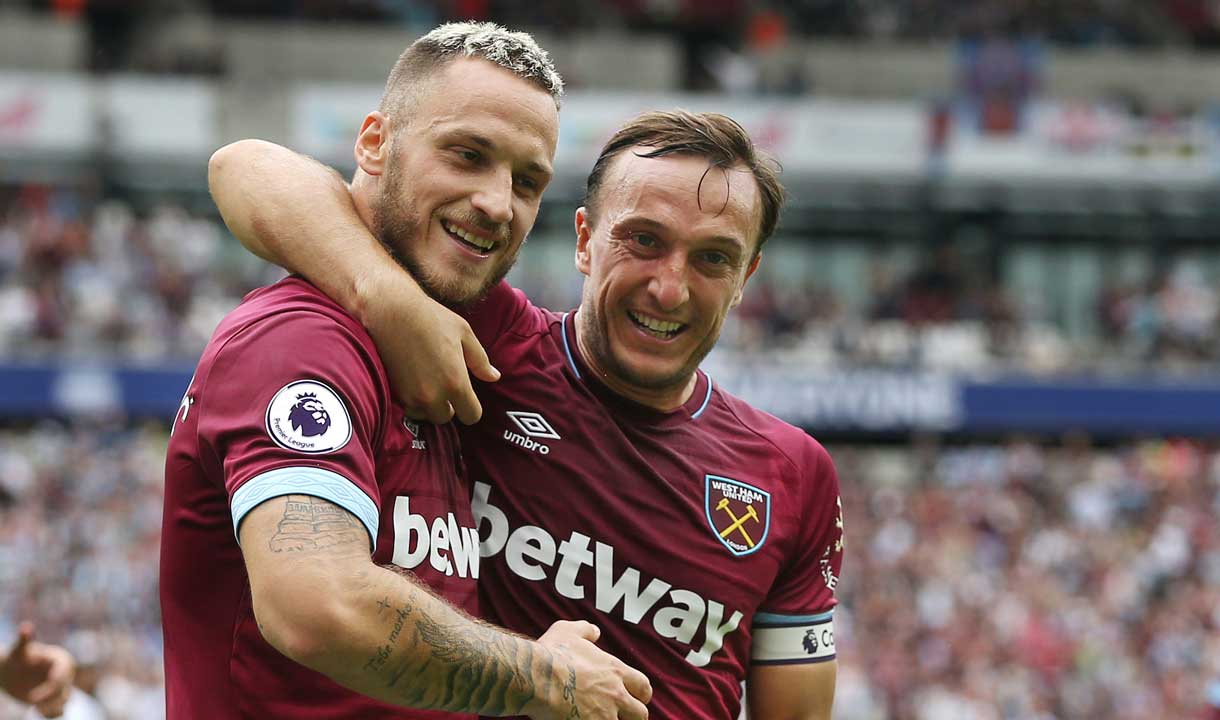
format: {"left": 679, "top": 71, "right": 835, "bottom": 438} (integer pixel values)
{"left": 442, "top": 219, "right": 496, "bottom": 255}
{"left": 627, "top": 310, "right": 687, "bottom": 339}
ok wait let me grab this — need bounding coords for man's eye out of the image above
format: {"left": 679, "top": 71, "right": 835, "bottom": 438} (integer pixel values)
{"left": 632, "top": 233, "right": 658, "bottom": 247}
{"left": 454, "top": 148, "right": 480, "bottom": 162}
{"left": 703, "top": 251, "right": 730, "bottom": 265}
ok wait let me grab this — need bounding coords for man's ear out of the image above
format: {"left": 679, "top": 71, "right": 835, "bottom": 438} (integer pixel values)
{"left": 575, "top": 206, "right": 593, "bottom": 276}
{"left": 354, "top": 111, "right": 391, "bottom": 176}
{"left": 731, "top": 252, "right": 762, "bottom": 308}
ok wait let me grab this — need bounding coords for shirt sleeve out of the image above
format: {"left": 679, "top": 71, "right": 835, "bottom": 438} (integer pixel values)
{"left": 462, "top": 280, "right": 534, "bottom": 351}
{"left": 752, "top": 439, "right": 844, "bottom": 665}
{"left": 196, "top": 309, "right": 388, "bottom": 552}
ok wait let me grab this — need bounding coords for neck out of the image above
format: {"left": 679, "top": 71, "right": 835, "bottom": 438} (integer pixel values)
{"left": 350, "top": 173, "right": 377, "bottom": 230}
{"left": 573, "top": 313, "right": 698, "bottom": 413}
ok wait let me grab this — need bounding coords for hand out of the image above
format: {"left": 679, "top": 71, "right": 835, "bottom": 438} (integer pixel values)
{"left": 529, "top": 620, "right": 651, "bottom": 720}
{"left": 360, "top": 267, "right": 500, "bottom": 425}
{"left": 0, "top": 622, "right": 74, "bottom": 718}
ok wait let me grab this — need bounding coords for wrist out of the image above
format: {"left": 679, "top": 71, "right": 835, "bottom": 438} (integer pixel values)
{"left": 522, "top": 643, "right": 570, "bottom": 718}
{"left": 350, "top": 260, "right": 427, "bottom": 330}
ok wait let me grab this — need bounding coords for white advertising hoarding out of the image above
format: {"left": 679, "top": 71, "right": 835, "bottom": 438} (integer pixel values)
{"left": 102, "top": 77, "right": 217, "bottom": 157}
{"left": 0, "top": 72, "right": 93, "bottom": 152}
{"left": 291, "top": 86, "right": 929, "bottom": 177}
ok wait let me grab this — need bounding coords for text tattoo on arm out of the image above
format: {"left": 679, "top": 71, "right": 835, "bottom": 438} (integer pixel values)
{"left": 562, "top": 665, "right": 579, "bottom": 719}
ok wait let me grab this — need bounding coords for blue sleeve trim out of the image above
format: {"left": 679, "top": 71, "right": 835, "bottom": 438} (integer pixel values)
{"left": 231, "top": 466, "right": 379, "bottom": 552}
{"left": 752, "top": 654, "right": 837, "bottom": 666}
{"left": 753, "top": 610, "right": 834, "bottom": 627}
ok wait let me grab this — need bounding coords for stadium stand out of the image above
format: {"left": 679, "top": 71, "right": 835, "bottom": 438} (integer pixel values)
{"left": 2, "top": 3, "right": 1220, "bottom": 718}
{"left": 2, "top": 424, "right": 1219, "bottom": 718}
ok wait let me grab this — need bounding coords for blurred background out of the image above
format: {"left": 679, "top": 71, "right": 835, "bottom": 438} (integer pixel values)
{"left": 2, "top": 1, "right": 1220, "bottom": 718}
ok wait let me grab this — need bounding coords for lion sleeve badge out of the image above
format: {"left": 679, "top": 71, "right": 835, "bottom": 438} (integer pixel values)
{"left": 265, "top": 380, "right": 353, "bottom": 454}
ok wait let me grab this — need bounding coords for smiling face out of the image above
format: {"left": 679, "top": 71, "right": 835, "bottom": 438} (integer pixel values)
{"left": 574, "top": 149, "right": 763, "bottom": 409}
{"left": 364, "top": 57, "right": 559, "bottom": 306}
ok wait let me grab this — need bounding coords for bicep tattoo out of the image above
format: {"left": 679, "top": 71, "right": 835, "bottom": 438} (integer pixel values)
{"left": 268, "top": 495, "right": 368, "bottom": 553}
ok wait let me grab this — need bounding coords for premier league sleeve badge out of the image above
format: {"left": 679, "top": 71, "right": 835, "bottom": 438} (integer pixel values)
{"left": 265, "top": 379, "right": 353, "bottom": 454}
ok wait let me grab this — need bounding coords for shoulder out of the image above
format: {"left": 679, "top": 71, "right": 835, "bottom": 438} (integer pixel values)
{"left": 200, "top": 277, "right": 388, "bottom": 398}
{"left": 215, "top": 278, "right": 379, "bottom": 361}
{"left": 711, "top": 384, "right": 835, "bottom": 481}
{"left": 464, "top": 280, "right": 563, "bottom": 348}
{"left": 224, "top": 277, "right": 373, "bottom": 342}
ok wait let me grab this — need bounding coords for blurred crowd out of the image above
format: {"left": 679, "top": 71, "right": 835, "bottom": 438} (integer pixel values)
{"left": 728, "top": 248, "right": 1220, "bottom": 377}
{"left": 0, "top": 422, "right": 166, "bottom": 720}
{"left": 2, "top": 422, "right": 1219, "bottom": 719}
{"left": 4, "top": 183, "right": 1220, "bottom": 376}
{"left": 17, "top": 0, "right": 1220, "bottom": 48}
{"left": 10, "top": 0, "right": 1220, "bottom": 89}
{"left": 0, "top": 185, "right": 277, "bottom": 362}
{"left": 833, "top": 434, "right": 1220, "bottom": 719}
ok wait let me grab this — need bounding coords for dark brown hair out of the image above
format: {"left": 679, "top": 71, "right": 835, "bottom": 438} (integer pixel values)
{"left": 583, "top": 110, "right": 786, "bottom": 255}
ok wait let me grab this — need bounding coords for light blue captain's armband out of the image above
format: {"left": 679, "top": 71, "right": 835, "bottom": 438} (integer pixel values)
{"left": 752, "top": 611, "right": 836, "bottom": 664}
{"left": 231, "top": 466, "right": 380, "bottom": 552}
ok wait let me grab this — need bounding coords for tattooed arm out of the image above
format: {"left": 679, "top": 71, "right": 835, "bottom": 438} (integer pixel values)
{"left": 240, "top": 495, "right": 650, "bottom": 719}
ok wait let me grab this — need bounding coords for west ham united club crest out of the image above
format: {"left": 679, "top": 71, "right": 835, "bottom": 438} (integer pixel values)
{"left": 265, "top": 379, "right": 352, "bottom": 454}
{"left": 705, "top": 475, "right": 771, "bottom": 557}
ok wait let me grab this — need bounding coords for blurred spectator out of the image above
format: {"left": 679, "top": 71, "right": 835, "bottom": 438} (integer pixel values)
{"left": 0, "top": 623, "right": 74, "bottom": 718}
{"left": 1097, "top": 261, "right": 1220, "bottom": 370}
{"left": 3, "top": 421, "right": 1218, "bottom": 719}
{"left": 0, "top": 184, "right": 280, "bottom": 362}
{"left": 0, "top": 422, "right": 167, "bottom": 720}
{"left": 5, "top": 181, "right": 1220, "bottom": 376}
{"left": 956, "top": 32, "right": 1041, "bottom": 136}
{"left": 830, "top": 436, "right": 1220, "bottom": 720}
{"left": 6, "top": 0, "right": 1208, "bottom": 86}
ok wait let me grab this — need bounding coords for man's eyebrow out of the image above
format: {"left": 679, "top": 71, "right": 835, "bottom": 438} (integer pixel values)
{"left": 448, "top": 130, "right": 552, "bottom": 176}
{"left": 461, "top": 131, "right": 495, "bottom": 150}
{"left": 615, "top": 216, "right": 747, "bottom": 252}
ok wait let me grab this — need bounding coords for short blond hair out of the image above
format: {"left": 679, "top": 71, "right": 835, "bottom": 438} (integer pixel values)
{"left": 380, "top": 21, "right": 563, "bottom": 121}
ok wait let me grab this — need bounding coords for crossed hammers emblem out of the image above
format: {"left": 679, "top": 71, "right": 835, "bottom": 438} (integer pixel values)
{"left": 716, "top": 497, "right": 760, "bottom": 548}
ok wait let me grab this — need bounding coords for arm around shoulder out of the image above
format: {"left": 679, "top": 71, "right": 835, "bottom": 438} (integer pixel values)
{"left": 207, "top": 138, "right": 496, "bottom": 424}
{"left": 207, "top": 139, "right": 355, "bottom": 276}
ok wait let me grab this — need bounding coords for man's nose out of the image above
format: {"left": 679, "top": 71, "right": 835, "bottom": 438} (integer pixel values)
{"left": 648, "top": 257, "right": 690, "bottom": 311}
{"left": 471, "top": 169, "right": 513, "bottom": 226}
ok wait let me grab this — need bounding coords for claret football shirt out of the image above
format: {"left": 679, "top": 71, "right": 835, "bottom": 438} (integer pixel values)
{"left": 462, "top": 282, "right": 845, "bottom": 720}
{"left": 161, "top": 277, "right": 477, "bottom": 719}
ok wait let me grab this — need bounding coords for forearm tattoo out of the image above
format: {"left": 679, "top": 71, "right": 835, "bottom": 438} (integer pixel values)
{"left": 361, "top": 596, "right": 570, "bottom": 715}
{"left": 267, "top": 497, "right": 581, "bottom": 715}
{"left": 562, "top": 666, "right": 580, "bottom": 718}
{"left": 268, "top": 495, "right": 366, "bottom": 553}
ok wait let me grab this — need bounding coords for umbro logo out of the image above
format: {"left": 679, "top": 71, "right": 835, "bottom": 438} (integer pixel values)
{"left": 403, "top": 418, "right": 427, "bottom": 450}
{"left": 504, "top": 410, "right": 559, "bottom": 455}
{"left": 507, "top": 410, "right": 561, "bottom": 439}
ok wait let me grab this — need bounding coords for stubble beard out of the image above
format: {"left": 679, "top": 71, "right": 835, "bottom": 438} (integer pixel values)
{"left": 578, "top": 300, "right": 717, "bottom": 396}
{"left": 373, "top": 161, "right": 515, "bottom": 309}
